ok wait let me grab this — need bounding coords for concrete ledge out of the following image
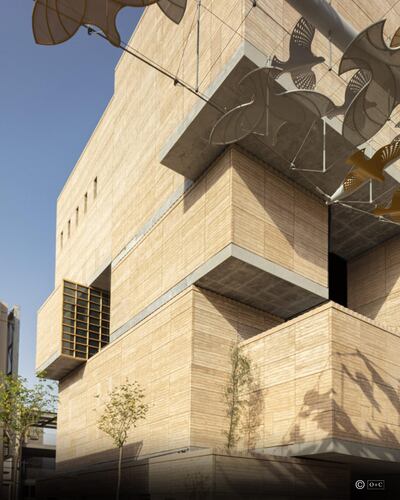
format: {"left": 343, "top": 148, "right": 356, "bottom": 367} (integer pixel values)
{"left": 37, "top": 351, "right": 85, "bottom": 381}
{"left": 230, "top": 245, "right": 328, "bottom": 299}
{"left": 36, "top": 447, "right": 351, "bottom": 499}
{"left": 261, "top": 438, "right": 400, "bottom": 464}
{"left": 111, "top": 243, "right": 328, "bottom": 342}
{"left": 112, "top": 179, "right": 193, "bottom": 270}
{"left": 159, "top": 40, "right": 400, "bottom": 260}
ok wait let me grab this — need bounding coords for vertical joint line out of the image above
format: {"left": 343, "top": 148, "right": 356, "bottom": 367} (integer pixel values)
{"left": 322, "top": 118, "right": 327, "bottom": 172}
{"left": 328, "top": 31, "right": 332, "bottom": 71}
{"left": 266, "top": 85, "right": 270, "bottom": 137}
{"left": 195, "top": 0, "right": 202, "bottom": 92}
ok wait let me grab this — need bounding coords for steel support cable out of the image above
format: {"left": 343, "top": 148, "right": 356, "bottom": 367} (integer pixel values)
{"left": 182, "top": 1, "right": 400, "bottom": 202}
{"left": 30, "top": 0, "right": 223, "bottom": 112}
{"left": 32, "top": 0, "right": 400, "bottom": 187}
{"left": 197, "top": 0, "right": 256, "bottom": 89}
{"left": 29, "top": 0, "right": 296, "bottom": 171}
{"left": 314, "top": 0, "right": 400, "bottom": 95}
{"left": 338, "top": 201, "right": 400, "bottom": 227}
{"left": 174, "top": 5, "right": 198, "bottom": 82}
{"left": 96, "top": 29, "right": 223, "bottom": 112}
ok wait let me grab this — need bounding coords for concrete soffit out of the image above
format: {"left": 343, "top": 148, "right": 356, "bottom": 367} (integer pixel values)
{"left": 111, "top": 243, "right": 328, "bottom": 343}
{"left": 261, "top": 437, "right": 400, "bottom": 464}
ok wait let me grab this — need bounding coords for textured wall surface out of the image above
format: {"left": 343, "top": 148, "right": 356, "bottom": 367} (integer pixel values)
{"left": 36, "top": 285, "right": 63, "bottom": 371}
{"left": 37, "top": 448, "right": 351, "bottom": 500}
{"left": 56, "top": 287, "right": 280, "bottom": 469}
{"left": 111, "top": 148, "right": 327, "bottom": 333}
{"left": 348, "top": 236, "right": 400, "bottom": 328}
{"left": 241, "top": 302, "right": 400, "bottom": 453}
{"left": 36, "top": 0, "right": 400, "bottom": 483}
{"left": 54, "top": 0, "right": 246, "bottom": 288}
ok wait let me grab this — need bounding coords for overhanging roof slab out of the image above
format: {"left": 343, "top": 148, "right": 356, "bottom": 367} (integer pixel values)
{"left": 160, "top": 42, "right": 400, "bottom": 260}
{"left": 195, "top": 244, "right": 328, "bottom": 319}
{"left": 38, "top": 351, "right": 85, "bottom": 381}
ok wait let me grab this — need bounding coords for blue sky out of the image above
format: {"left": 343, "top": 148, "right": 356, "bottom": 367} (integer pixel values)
{"left": 0, "top": 2, "right": 142, "bottom": 384}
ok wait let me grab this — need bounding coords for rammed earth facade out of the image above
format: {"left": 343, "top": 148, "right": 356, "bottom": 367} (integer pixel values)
{"left": 36, "top": 1, "right": 400, "bottom": 498}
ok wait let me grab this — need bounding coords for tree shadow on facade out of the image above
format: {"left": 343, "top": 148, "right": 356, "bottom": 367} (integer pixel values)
{"left": 349, "top": 249, "right": 400, "bottom": 327}
{"left": 220, "top": 367, "right": 351, "bottom": 499}
{"left": 37, "top": 441, "right": 145, "bottom": 499}
{"left": 285, "top": 348, "right": 400, "bottom": 455}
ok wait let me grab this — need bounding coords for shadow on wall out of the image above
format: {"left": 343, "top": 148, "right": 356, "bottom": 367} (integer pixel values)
{"left": 55, "top": 441, "right": 143, "bottom": 474}
{"left": 218, "top": 363, "right": 350, "bottom": 497}
{"left": 284, "top": 348, "right": 400, "bottom": 454}
{"left": 182, "top": 142, "right": 328, "bottom": 285}
{"left": 36, "top": 362, "right": 351, "bottom": 499}
{"left": 348, "top": 243, "right": 400, "bottom": 326}
{"left": 241, "top": 376, "right": 264, "bottom": 451}
{"left": 36, "top": 447, "right": 351, "bottom": 500}
{"left": 36, "top": 441, "right": 147, "bottom": 499}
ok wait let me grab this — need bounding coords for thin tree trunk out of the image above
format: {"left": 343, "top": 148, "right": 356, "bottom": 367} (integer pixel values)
{"left": 9, "top": 445, "right": 19, "bottom": 500}
{"left": 9, "top": 453, "right": 15, "bottom": 500}
{"left": 15, "top": 442, "right": 22, "bottom": 500}
{"left": 116, "top": 446, "right": 123, "bottom": 500}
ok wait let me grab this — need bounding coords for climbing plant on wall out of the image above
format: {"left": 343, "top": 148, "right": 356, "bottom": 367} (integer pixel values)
{"left": 224, "top": 344, "right": 253, "bottom": 451}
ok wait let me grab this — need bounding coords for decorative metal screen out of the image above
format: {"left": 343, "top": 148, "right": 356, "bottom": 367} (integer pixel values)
{"left": 62, "top": 280, "right": 110, "bottom": 360}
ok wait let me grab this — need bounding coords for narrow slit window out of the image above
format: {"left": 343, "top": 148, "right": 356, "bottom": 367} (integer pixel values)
{"left": 68, "top": 220, "right": 71, "bottom": 238}
{"left": 60, "top": 231, "right": 64, "bottom": 250}
{"left": 94, "top": 177, "right": 98, "bottom": 199}
{"left": 76, "top": 207, "right": 79, "bottom": 226}
{"left": 84, "top": 192, "right": 88, "bottom": 213}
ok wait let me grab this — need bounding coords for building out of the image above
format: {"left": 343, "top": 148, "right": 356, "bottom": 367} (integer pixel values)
{"left": 35, "top": 1, "right": 400, "bottom": 498}
{"left": 0, "top": 302, "right": 55, "bottom": 500}
{"left": 0, "top": 302, "right": 20, "bottom": 498}
{"left": 0, "top": 302, "right": 19, "bottom": 378}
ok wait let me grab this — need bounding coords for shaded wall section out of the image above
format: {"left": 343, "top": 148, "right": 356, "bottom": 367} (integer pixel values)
{"left": 348, "top": 236, "right": 400, "bottom": 328}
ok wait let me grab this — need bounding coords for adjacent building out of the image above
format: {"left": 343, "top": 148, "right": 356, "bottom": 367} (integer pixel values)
{"left": 36, "top": 1, "right": 400, "bottom": 498}
{"left": 0, "top": 302, "right": 19, "bottom": 377}
{"left": 0, "top": 302, "right": 20, "bottom": 498}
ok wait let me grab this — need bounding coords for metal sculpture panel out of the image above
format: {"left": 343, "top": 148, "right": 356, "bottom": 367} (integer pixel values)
{"left": 272, "top": 17, "right": 325, "bottom": 90}
{"left": 339, "top": 21, "right": 400, "bottom": 146}
{"left": 373, "top": 188, "right": 400, "bottom": 222}
{"left": 32, "top": 0, "right": 187, "bottom": 47}
{"left": 209, "top": 67, "right": 310, "bottom": 146}
{"left": 329, "top": 136, "right": 400, "bottom": 203}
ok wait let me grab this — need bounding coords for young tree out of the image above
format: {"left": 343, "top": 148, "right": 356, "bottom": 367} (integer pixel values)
{"left": 97, "top": 380, "right": 148, "bottom": 500}
{"left": 0, "top": 372, "right": 57, "bottom": 500}
{"left": 224, "top": 344, "right": 252, "bottom": 451}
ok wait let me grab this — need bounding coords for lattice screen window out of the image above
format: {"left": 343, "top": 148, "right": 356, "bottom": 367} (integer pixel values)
{"left": 62, "top": 280, "right": 110, "bottom": 359}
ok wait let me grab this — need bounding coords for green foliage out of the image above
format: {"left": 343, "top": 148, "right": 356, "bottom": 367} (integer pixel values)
{"left": 241, "top": 379, "right": 264, "bottom": 451}
{"left": 0, "top": 372, "right": 56, "bottom": 444}
{"left": 0, "top": 371, "right": 57, "bottom": 500}
{"left": 97, "top": 380, "right": 148, "bottom": 449}
{"left": 224, "top": 344, "right": 253, "bottom": 451}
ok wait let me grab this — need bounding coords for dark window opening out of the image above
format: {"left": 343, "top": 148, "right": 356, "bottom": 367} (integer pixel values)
{"left": 329, "top": 253, "right": 347, "bottom": 307}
